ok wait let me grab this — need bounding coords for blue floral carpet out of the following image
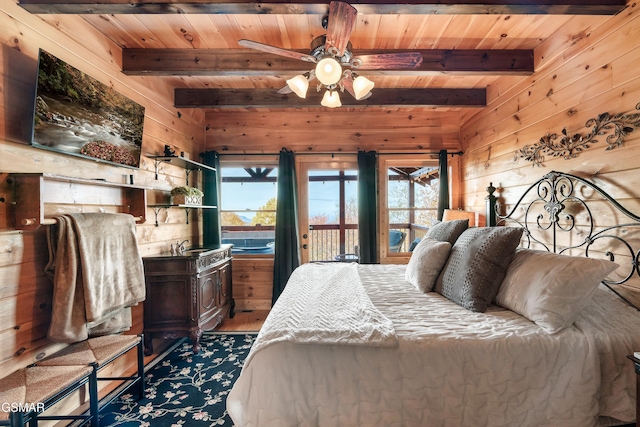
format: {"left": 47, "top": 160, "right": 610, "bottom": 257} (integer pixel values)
{"left": 99, "top": 333, "right": 256, "bottom": 427}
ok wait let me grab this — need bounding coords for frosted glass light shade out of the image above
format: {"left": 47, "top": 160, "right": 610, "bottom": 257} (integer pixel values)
{"left": 315, "top": 57, "right": 342, "bottom": 85}
{"left": 286, "top": 74, "right": 309, "bottom": 98}
{"left": 352, "top": 75, "right": 375, "bottom": 100}
{"left": 321, "top": 90, "right": 342, "bottom": 108}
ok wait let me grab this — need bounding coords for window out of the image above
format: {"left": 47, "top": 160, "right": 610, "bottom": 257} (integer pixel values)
{"left": 220, "top": 162, "right": 278, "bottom": 255}
{"left": 380, "top": 157, "right": 440, "bottom": 255}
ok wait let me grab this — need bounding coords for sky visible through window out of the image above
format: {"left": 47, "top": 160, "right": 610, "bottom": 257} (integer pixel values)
{"left": 308, "top": 170, "right": 357, "bottom": 223}
{"left": 220, "top": 167, "right": 277, "bottom": 224}
{"left": 221, "top": 168, "right": 357, "bottom": 222}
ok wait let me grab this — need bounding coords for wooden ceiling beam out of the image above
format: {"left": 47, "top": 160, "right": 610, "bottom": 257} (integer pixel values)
{"left": 19, "top": 0, "right": 627, "bottom": 15}
{"left": 123, "top": 48, "right": 534, "bottom": 76}
{"left": 174, "top": 88, "right": 486, "bottom": 108}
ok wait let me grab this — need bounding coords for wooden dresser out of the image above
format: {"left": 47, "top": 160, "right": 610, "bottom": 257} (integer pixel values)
{"left": 142, "top": 244, "right": 234, "bottom": 354}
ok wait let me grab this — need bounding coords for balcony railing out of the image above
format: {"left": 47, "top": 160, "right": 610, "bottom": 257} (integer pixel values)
{"left": 309, "top": 223, "right": 430, "bottom": 261}
{"left": 308, "top": 224, "right": 358, "bottom": 262}
{"left": 221, "top": 223, "right": 431, "bottom": 261}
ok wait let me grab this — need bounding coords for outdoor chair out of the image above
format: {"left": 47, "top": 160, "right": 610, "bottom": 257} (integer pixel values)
{"left": 389, "top": 230, "right": 406, "bottom": 252}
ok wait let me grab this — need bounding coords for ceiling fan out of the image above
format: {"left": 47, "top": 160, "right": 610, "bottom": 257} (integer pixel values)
{"left": 238, "top": 0, "right": 423, "bottom": 107}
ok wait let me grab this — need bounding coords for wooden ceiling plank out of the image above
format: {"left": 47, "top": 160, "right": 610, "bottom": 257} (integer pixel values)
{"left": 274, "top": 15, "right": 293, "bottom": 49}
{"left": 391, "top": 14, "right": 417, "bottom": 49}
{"left": 409, "top": 15, "right": 453, "bottom": 49}
{"left": 80, "top": 14, "right": 144, "bottom": 49}
{"left": 243, "top": 15, "right": 284, "bottom": 48}
{"left": 401, "top": 14, "right": 433, "bottom": 49}
{"left": 374, "top": 14, "right": 407, "bottom": 50}
{"left": 435, "top": 15, "right": 475, "bottom": 50}
{"left": 180, "top": 15, "right": 231, "bottom": 48}
{"left": 474, "top": 15, "right": 543, "bottom": 50}
{"left": 18, "top": 0, "right": 628, "bottom": 15}
{"left": 161, "top": 13, "right": 209, "bottom": 48}
{"left": 351, "top": 14, "right": 381, "bottom": 50}
{"left": 452, "top": 16, "right": 501, "bottom": 49}
{"left": 122, "top": 48, "right": 534, "bottom": 75}
{"left": 130, "top": 14, "right": 183, "bottom": 48}
{"left": 100, "top": 14, "right": 165, "bottom": 49}
{"left": 221, "top": 15, "right": 255, "bottom": 50}
{"left": 174, "top": 87, "right": 486, "bottom": 108}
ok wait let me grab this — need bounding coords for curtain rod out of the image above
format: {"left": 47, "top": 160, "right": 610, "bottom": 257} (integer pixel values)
{"left": 213, "top": 151, "right": 463, "bottom": 157}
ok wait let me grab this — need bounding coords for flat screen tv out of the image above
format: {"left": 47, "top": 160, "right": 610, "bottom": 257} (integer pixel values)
{"left": 31, "top": 49, "right": 145, "bottom": 168}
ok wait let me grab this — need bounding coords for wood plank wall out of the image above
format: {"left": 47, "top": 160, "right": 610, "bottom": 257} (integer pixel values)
{"left": 460, "top": 4, "right": 640, "bottom": 293}
{"left": 461, "top": 3, "right": 640, "bottom": 207}
{"left": 0, "top": 0, "right": 206, "bottom": 413}
{"left": 206, "top": 110, "right": 462, "bottom": 154}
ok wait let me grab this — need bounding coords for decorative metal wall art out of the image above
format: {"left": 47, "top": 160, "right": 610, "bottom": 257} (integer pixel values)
{"left": 519, "top": 102, "right": 640, "bottom": 167}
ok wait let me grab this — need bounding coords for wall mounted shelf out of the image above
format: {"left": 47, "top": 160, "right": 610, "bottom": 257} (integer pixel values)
{"left": 148, "top": 204, "right": 217, "bottom": 226}
{"left": 8, "top": 173, "right": 148, "bottom": 230}
{"left": 147, "top": 155, "right": 217, "bottom": 226}
{"left": 148, "top": 155, "right": 216, "bottom": 185}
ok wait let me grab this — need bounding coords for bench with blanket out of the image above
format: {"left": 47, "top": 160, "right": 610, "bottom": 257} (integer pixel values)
{"left": 1, "top": 213, "right": 147, "bottom": 425}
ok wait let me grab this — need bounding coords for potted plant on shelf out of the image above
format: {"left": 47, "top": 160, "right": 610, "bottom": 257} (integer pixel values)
{"left": 171, "top": 186, "right": 204, "bottom": 205}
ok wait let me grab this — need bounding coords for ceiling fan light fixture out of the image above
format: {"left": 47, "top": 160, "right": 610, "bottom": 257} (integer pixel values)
{"left": 286, "top": 74, "right": 309, "bottom": 98}
{"left": 321, "top": 90, "right": 342, "bottom": 108}
{"left": 352, "top": 75, "right": 375, "bottom": 100}
{"left": 239, "top": 2, "right": 425, "bottom": 109}
{"left": 315, "top": 57, "right": 342, "bottom": 85}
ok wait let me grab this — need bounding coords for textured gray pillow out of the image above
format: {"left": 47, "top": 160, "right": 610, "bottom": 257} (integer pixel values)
{"left": 434, "top": 227, "right": 524, "bottom": 312}
{"left": 404, "top": 238, "right": 452, "bottom": 292}
{"left": 424, "top": 219, "right": 469, "bottom": 245}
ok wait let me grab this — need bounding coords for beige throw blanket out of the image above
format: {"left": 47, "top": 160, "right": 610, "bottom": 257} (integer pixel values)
{"left": 46, "top": 213, "right": 146, "bottom": 343}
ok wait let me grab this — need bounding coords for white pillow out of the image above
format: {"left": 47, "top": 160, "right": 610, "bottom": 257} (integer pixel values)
{"left": 495, "top": 249, "right": 619, "bottom": 334}
{"left": 404, "top": 238, "right": 452, "bottom": 292}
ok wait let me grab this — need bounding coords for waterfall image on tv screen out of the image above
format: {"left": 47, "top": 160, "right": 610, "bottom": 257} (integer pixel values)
{"left": 32, "top": 49, "right": 145, "bottom": 168}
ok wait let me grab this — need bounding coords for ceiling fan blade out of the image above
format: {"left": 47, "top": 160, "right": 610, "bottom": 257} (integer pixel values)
{"left": 324, "top": 1, "right": 358, "bottom": 57}
{"left": 351, "top": 52, "right": 424, "bottom": 70}
{"left": 238, "top": 39, "right": 316, "bottom": 63}
{"left": 277, "top": 85, "right": 293, "bottom": 95}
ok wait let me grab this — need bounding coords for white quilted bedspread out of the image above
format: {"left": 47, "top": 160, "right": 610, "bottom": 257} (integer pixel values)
{"left": 246, "top": 262, "right": 397, "bottom": 365}
{"left": 227, "top": 264, "right": 640, "bottom": 427}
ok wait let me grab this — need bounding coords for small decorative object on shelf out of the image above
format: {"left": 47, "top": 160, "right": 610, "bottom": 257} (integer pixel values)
{"left": 171, "top": 186, "right": 204, "bottom": 205}
{"left": 164, "top": 144, "right": 177, "bottom": 157}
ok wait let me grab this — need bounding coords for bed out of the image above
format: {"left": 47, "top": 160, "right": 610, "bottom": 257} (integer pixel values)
{"left": 227, "top": 171, "right": 640, "bottom": 427}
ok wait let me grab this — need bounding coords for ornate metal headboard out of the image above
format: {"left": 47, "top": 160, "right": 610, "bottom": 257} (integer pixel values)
{"left": 487, "top": 171, "right": 640, "bottom": 310}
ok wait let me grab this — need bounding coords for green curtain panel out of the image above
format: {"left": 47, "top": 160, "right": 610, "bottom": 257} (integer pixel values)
{"left": 202, "top": 151, "right": 222, "bottom": 249}
{"left": 272, "top": 149, "right": 300, "bottom": 305}
{"left": 437, "top": 149, "right": 450, "bottom": 221}
{"left": 357, "top": 150, "right": 378, "bottom": 264}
